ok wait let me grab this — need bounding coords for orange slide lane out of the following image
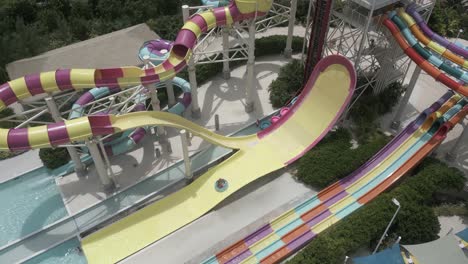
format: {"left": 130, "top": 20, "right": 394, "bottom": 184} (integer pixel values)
{"left": 359, "top": 105, "right": 468, "bottom": 205}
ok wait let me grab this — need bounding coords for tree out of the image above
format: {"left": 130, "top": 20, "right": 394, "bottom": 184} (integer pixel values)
{"left": 0, "top": 108, "right": 14, "bottom": 128}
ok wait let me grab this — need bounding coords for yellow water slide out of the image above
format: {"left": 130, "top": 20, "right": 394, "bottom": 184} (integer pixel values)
{"left": 80, "top": 56, "right": 356, "bottom": 263}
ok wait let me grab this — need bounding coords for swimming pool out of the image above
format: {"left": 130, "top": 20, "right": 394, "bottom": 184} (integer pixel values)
{"left": 1, "top": 114, "right": 269, "bottom": 263}
{"left": 24, "top": 237, "right": 86, "bottom": 264}
{"left": 0, "top": 167, "right": 68, "bottom": 247}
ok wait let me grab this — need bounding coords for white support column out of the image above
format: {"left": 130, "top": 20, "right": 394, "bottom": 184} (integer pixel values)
{"left": 245, "top": 19, "right": 256, "bottom": 113}
{"left": 180, "top": 129, "right": 192, "bottom": 181}
{"left": 97, "top": 136, "right": 119, "bottom": 189}
{"left": 45, "top": 97, "right": 85, "bottom": 176}
{"left": 390, "top": 66, "right": 421, "bottom": 131}
{"left": 446, "top": 124, "right": 468, "bottom": 162}
{"left": 146, "top": 83, "right": 161, "bottom": 111}
{"left": 188, "top": 58, "right": 201, "bottom": 118}
{"left": 284, "top": 0, "right": 297, "bottom": 58}
{"left": 165, "top": 79, "right": 176, "bottom": 107}
{"left": 222, "top": 26, "right": 231, "bottom": 79}
{"left": 86, "top": 139, "right": 114, "bottom": 192}
{"left": 183, "top": 4, "right": 201, "bottom": 118}
{"left": 146, "top": 83, "right": 165, "bottom": 136}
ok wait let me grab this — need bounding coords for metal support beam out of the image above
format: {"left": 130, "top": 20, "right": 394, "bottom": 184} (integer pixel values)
{"left": 446, "top": 124, "right": 468, "bottom": 162}
{"left": 180, "top": 129, "right": 192, "bottom": 181}
{"left": 222, "top": 27, "right": 231, "bottom": 79}
{"left": 45, "top": 97, "right": 85, "bottom": 176}
{"left": 165, "top": 79, "right": 176, "bottom": 107}
{"left": 245, "top": 19, "right": 256, "bottom": 113}
{"left": 284, "top": 0, "right": 297, "bottom": 58}
{"left": 86, "top": 139, "right": 114, "bottom": 192}
{"left": 390, "top": 66, "right": 421, "bottom": 131}
{"left": 353, "top": 1, "right": 376, "bottom": 68}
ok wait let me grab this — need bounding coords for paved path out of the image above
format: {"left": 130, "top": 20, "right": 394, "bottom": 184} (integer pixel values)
{"left": 0, "top": 150, "right": 42, "bottom": 183}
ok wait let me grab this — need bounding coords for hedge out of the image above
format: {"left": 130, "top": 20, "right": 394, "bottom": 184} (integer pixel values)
{"left": 0, "top": 107, "right": 15, "bottom": 129}
{"left": 349, "top": 80, "right": 405, "bottom": 143}
{"left": 269, "top": 59, "right": 305, "bottom": 107}
{"left": 288, "top": 158, "right": 465, "bottom": 264}
{"left": 297, "top": 128, "right": 389, "bottom": 188}
{"left": 39, "top": 148, "right": 71, "bottom": 169}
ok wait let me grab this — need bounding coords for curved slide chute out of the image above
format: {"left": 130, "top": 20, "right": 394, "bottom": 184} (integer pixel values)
{"left": 406, "top": 4, "right": 468, "bottom": 59}
{"left": 79, "top": 55, "right": 356, "bottom": 263}
{"left": 383, "top": 16, "right": 468, "bottom": 96}
{"left": 204, "top": 92, "right": 467, "bottom": 264}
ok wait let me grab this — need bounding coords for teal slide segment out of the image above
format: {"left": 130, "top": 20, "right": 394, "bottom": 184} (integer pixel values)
{"left": 335, "top": 200, "right": 361, "bottom": 220}
{"left": 294, "top": 197, "right": 321, "bottom": 215}
{"left": 428, "top": 55, "right": 443, "bottom": 68}
{"left": 461, "top": 72, "right": 468, "bottom": 83}
{"left": 255, "top": 239, "right": 285, "bottom": 260}
{"left": 276, "top": 217, "right": 303, "bottom": 237}
{"left": 201, "top": 0, "right": 230, "bottom": 7}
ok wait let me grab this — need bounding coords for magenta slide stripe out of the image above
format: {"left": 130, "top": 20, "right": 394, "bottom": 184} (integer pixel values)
{"left": 192, "top": 14, "right": 208, "bottom": 32}
{"left": 286, "top": 231, "right": 316, "bottom": 251}
{"left": 214, "top": 6, "right": 227, "bottom": 25}
{"left": 0, "top": 83, "right": 19, "bottom": 106}
{"left": 47, "top": 122, "right": 71, "bottom": 145}
{"left": 25, "top": 74, "right": 45, "bottom": 95}
{"left": 98, "top": 68, "right": 124, "bottom": 79}
{"left": 7, "top": 128, "right": 30, "bottom": 151}
{"left": 88, "top": 115, "right": 115, "bottom": 135}
{"left": 55, "top": 69, "right": 73, "bottom": 91}
{"left": 95, "top": 78, "right": 120, "bottom": 88}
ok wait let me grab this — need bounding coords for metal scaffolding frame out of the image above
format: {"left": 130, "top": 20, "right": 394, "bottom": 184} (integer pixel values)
{"left": 302, "top": 0, "right": 436, "bottom": 119}
{"left": 182, "top": 0, "right": 297, "bottom": 114}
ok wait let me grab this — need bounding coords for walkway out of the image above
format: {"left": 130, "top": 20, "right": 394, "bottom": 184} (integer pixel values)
{"left": 123, "top": 171, "right": 316, "bottom": 264}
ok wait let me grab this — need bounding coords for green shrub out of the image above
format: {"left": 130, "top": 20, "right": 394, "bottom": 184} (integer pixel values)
{"left": 39, "top": 148, "right": 71, "bottom": 169}
{"left": 0, "top": 151, "right": 19, "bottom": 160}
{"left": 288, "top": 158, "right": 465, "bottom": 264}
{"left": 268, "top": 59, "right": 304, "bottom": 108}
{"left": 297, "top": 129, "right": 389, "bottom": 188}
{"left": 434, "top": 203, "right": 468, "bottom": 216}
{"left": 0, "top": 108, "right": 15, "bottom": 128}
{"left": 350, "top": 80, "right": 405, "bottom": 143}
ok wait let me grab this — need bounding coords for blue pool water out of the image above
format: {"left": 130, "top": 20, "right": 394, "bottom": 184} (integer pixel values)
{"left": 0, "top": 167, "right": 67, "bottom": 246}
{"left": 24, "top": 238, "right": 87, "bottom": 264}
